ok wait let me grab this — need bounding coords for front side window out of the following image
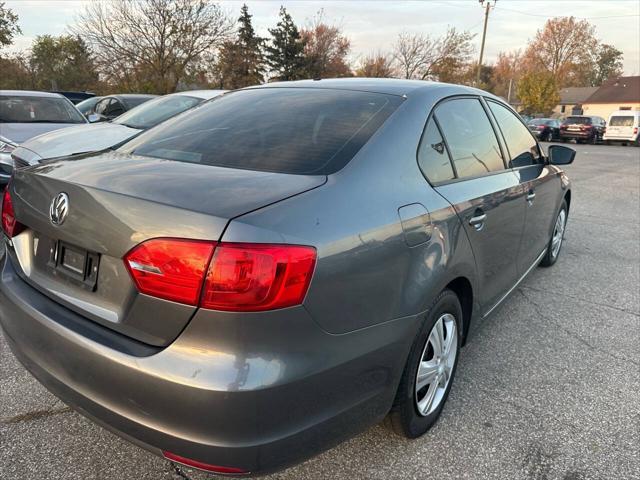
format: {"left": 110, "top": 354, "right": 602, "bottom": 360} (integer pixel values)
{"left": 417, "top": 119, "right": 455, "bottom": 184}
{"left": 0, "top": 95, "right": 85, "bottom": 124}
{"left": 434, "top": 98, "right": 505, "bottom": 179}
{"left": 488, "top": 100, "right": 541, "bottom": 168}
{"left": 122, "top": 88, "right": 402, "bottom": 175}
{"left": 105, "top": 100, "right": 125, "bottom": 117}
{"left": 94, "top": 98, "right": 110, "bottom": 115}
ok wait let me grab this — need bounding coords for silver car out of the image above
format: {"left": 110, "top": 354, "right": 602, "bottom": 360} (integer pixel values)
{"left": 12, "top": 90, "right": 226, "bottom": 165}
{"left": 0, "top": 90, "right": 88, "bottom": 185}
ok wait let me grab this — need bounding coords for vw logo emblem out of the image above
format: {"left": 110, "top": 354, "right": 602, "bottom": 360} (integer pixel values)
{"left": 50, "top": 193, "right": 69, "bottom": 226}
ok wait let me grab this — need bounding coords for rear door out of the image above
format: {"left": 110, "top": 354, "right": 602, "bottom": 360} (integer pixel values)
{"left": 432, "top": 97, "right": 526, "bottom": 313}
{"left": 486, "top": 100, "right": 559, "bottom": 275}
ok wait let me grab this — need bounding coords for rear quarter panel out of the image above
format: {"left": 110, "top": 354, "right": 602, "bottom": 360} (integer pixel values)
{"left": 223, "top": 86, "right": 479, "bottom": 334}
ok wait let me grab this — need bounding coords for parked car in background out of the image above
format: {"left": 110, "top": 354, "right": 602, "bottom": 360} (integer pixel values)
{"left": 75, "top": 96, "right": 103, "bottom": 117}
{"left": 0, "top": 79, "right": 575, "bottom": 476}
{"left": 87, "top": 94, "right": 157, "bottom": 122}
{"left": 559, "top": 115, "right": 606, "bottom": 144}
{"left": 12, "top": 90, "right": 226, "bottom": 165}
{"left": 0, "top": 90, "right": 88, "bottom": 187}
{"left": 53, "top": 91, "right": 96, "bottom": 105}
{"left": 527, "top": 118, "right": 561, "bottom": 142}
{"left": 603, "top": 110, "right": 640, "bottom": 146}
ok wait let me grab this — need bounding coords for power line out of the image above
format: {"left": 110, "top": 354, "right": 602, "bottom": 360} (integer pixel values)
{"left": 494, "top": 6, "right": 639, "bottom": 20}
{"left": 432, "top": 0, "right": 639, "bottom": 20}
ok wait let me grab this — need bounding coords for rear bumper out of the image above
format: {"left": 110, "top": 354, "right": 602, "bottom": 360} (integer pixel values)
{"left": 0, "top": 252, "right": 417, "bottom": 475}
{"left": 603, "top": 134, "right": 638, "bottom": 142}
{"left": 560, "top": 131, "right": 592, "bottom": 139}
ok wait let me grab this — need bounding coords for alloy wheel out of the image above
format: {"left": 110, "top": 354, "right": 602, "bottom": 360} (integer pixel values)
{"left": 551, "top": 209, "right": 566, "bottom": 259}
{"left": 415, "top": 313, "right": 458, "bottom": 416}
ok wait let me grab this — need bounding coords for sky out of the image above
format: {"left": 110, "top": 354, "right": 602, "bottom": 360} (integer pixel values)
{"left": 4, "top": 0, "right": 640, "bottom": 75}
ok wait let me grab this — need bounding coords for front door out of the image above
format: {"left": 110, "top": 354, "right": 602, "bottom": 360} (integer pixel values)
{"left": 485, "top": 100, "right": 560, "bottom": 274}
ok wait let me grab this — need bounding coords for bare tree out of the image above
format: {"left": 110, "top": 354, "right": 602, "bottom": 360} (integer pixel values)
{"left": 74, "top": 0, "right": 233, "bottom": 93}
{"left": 392, "top": 27, "right": 474, "bottom": 81}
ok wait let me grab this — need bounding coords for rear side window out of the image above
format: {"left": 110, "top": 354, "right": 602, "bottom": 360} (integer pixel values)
{"left": 434, "top": 98, "right": 505, "bottom": 179}
{"left": 417, "top": 119, "right": 455, "bottom": 183}
{"left": 488, "top": 100, "right": 541, "bottom": 168}
{"left": 609, "top": 116, "right": 634, "bottom": 126}
{"left": 123, "top": 88, "right": 402, "bottom": 175}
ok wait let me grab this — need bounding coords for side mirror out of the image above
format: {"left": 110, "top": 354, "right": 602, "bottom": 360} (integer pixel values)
{"left": 87, "top": 113, "right": 104, "bottom": 123}
{"left": 548, "top": 145, "right": 575, "bottom": 165}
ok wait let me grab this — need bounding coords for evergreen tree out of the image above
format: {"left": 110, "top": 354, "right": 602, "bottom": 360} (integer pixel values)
{"left": 217, "top": 4, "right": 264, "bottom": 89}
{"left": 30, "top": 35, "right": 99, "bottom": 91}
{"left": 265, "top": 6, "right": 306, "bottom": 81}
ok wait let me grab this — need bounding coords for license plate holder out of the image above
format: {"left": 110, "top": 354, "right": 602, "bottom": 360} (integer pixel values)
{"left": 53, "top": 241, "right": 100, "bottom": 291}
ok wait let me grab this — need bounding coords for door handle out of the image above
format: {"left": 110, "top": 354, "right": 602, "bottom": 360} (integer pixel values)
{"left": 526, "top": 191, "right": 536, "bottom": 202}
{"left": 469, "top": 212, "right": 487, "bottom": 230}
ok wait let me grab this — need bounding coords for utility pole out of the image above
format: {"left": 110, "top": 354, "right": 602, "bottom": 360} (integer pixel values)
{"left": 476, "top": 0, "right": 497, "bottom": 86}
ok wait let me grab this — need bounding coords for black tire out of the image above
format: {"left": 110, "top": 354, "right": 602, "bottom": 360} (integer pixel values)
{"left": 540, "top": 199, "right": 568, "bottom": 267}
{"left": 386, "top": 289, "right": 462, "bottom": 438}
{"left": 543, "top": 131, "right": 552, "bottom": 142}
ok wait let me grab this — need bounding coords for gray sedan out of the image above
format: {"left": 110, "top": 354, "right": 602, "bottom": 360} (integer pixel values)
{"left": 0, "top": 79, "right": 575, "bottom": 476}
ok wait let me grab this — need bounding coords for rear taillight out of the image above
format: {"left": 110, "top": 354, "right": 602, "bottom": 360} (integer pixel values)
{"left": 537, "top": 125, "right": 545, "bottom": 130}
{"left": 202, "top": 243, "right": 316, "bottom": 311}
{"left": 162, "top": 451, "right": 247, "bottom": 474}
{"left": 124, "top": 239, "right": 316, "bottom": 311}
{"left": 560, "top": 124, "right": 567, "bottom": 129}
{"left": 2, "top": 187, "right": 25, "bottom": 239}
{"left": 124, "top": 238, "right": 215, "bottom": 305}
{"left": 634, "top": 127, "right": 638, "bottom": 135}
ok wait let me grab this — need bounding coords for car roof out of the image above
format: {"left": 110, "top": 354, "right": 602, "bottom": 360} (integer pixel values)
{"left": 172, "top": 89, "right": 227, "bottom": 100}
{"left": 249, "top": 78, "right": 485, "bottom": 97}
{"left": 0, "top": 90, "right": 65, "bottom": 99}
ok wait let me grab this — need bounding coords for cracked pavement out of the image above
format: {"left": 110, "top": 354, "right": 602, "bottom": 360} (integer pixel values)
{"left": 1, "top": 143, "right": 639, "bottom": 479}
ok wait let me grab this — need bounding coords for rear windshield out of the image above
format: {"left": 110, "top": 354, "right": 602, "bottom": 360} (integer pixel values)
{"left": 122, "top": 88, "right": 402, "bottom": 175}
{"left": 609, "top": 116, "right": 634, "bottom": 127}
{"left": 114, "top": 95, "right": 202, "bottom": 130}
{"left": 564, "top": 116, "right": 591, "bottom": 125}
{"left": 528, "top": 118, "right": 549, "bottom": 125}
{"left": 0, "top": 95, "right": 85, "bottom": 124}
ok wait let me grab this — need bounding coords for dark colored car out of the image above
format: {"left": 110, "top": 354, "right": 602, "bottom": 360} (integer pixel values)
{"left": 87, "top": 94, "right": 157, "bottom": 122}
{"left": 560, "top": 115, "right": 606, "bottom": 143}
{"left": 75, "top": 96, "right": 103, "bottom": 117}
{"left": 527, "top": 118, "right": 561, "bottom": 142}
{"left": 53, "top": 91, "right": 96, "bottom": 105}
{"left": 0, "top": 79, "right": 575, "bottom": 476}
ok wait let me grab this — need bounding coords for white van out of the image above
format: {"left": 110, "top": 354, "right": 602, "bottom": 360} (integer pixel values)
{"left": 604, "top": 110, "right": 640, "bottom": 145}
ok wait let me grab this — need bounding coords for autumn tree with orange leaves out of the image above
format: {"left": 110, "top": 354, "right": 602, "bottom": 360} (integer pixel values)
{"left": 300, "top": 12, "right": 352, "bottom": 79}
{"left": 355, "top": 53, "right": 395, "bottom": 78}
{"left": 521, "top": 16, "right": 597, "bottom": 88}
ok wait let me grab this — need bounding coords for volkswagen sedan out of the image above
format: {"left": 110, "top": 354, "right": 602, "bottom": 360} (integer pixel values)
{"left": 0, "top": 79, "right": 574, "bottom": 476}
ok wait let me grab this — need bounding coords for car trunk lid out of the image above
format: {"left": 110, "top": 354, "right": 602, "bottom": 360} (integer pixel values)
{"left": 8, "top": 151, "right": 326, "bottom": 346}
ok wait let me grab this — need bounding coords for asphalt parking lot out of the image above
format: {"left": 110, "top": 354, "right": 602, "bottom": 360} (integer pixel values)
{"left": 1, "top": 143, "right": 639, "bottom": 480}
